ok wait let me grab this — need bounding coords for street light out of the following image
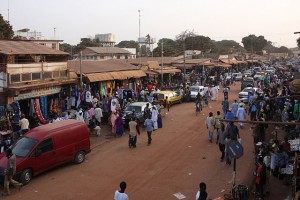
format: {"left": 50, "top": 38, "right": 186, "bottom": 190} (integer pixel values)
{"left": 294, "top": 32, "right": 300, "bottom": 34}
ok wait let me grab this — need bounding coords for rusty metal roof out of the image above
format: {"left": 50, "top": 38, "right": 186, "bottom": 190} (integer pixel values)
{"left": 0, "top": 40, "right": 68, "bottom": 55}
{"left": 68, "top": 59, "right": 139, "bottom": 74}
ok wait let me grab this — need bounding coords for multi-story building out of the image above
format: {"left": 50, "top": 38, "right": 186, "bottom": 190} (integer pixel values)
{"left": 73, "top": 47, "right": 135, "bottom": 60}
{"left": 14, "top": 28, "right": 63, "bottom": 50}
{"left": 0, "top": 40, "right": 76, "bottom": 106}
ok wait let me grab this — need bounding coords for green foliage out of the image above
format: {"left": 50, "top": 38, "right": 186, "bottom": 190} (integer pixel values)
{"left": 116, "top": 40, "right": 139, "bottom": 49}
{"left": 59, "top": 43, "right": 76, "bottom": 58}
{"left": 153, "top": 38, "right": 181, "bottom": 57}
{"left": 213, "top": 40, "right": 244, "bottom": 54}
{"left": 263, "top": 41, "right": 292, "bottom": 55}
{"left": 241, "top": 34, "right": 268, "bottom": 54}
{"left": 116, "top": 40, "right": 139, "bottom": 55}
{"left": 297, "top": 37, "right": 300, "bottom": 48}
{"left": 71, "top": 38, "right": 102, "bottom": 54}
{"left": 0, "top": 14, "right": 14, "bottom": 39}
{"left": 185, "top": 35, "right": 216, "bottom": 53}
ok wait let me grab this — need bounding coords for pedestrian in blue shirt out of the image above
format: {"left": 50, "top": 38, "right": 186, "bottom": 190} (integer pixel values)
{"left": 144, "top": 115, "right": 154, "bottom": 145}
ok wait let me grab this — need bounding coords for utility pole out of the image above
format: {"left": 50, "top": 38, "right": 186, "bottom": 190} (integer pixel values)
{"left": 54, "top": 27, "right": 56, "bottom": 40}
{"left": 138, "top": 10, "right": 142, "bottom": 68}
{"left": 7, "top": 0, "right": 10, "bottom": 22}
{"left": 176, "top": 30, "right": 195, "bottom": 86}
{"left": 161, "top": 39, "right": 164, "bottom": 85}
{"left": 80, "top": 51, "right": 83, "bottom": 89}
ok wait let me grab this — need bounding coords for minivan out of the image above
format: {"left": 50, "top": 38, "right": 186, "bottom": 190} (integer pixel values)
{"left": 154, "top": 90, "right": 183, "bottom": 105}
{"left": 0, "top": 120, "right": 91, "bottom": 185}
{"left": 190, "top": 85, "right": 205, "bottom": 99}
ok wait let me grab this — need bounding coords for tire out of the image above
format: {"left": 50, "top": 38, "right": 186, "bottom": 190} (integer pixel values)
{"left": 74, "top": 151, "right": 86, "bottom": 164}
{"left": 20, "top": 169, "right": 33, "bottom": 185}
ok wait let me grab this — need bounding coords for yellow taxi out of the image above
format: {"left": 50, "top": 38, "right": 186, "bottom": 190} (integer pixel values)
{"left": 154, "top": 90, "right": 183, "bottom": 105}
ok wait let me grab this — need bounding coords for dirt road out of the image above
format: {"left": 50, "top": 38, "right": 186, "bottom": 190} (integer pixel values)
{"left": 6, "top": 83, "right": 255, "bottom": 200}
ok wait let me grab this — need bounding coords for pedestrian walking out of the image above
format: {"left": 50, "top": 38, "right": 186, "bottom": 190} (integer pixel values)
{"left": 196, "top": 182, "right": 208, "bottom": 200}
{"left": 144, "top": 115, "right": 154, "bottom": 145}
{"left": 111, "top": 110, "right": 118, "bottom": 136}
{"left": 2, "top": 149, "right": 22, "bottom": 196}
{"left": 114, "top": 181, "right": 128, "bottom": 200}
{"left": 205, "top": 112, "right": 215, "bottom": 143}
{"left": 128, "top": 118, "right": 140, "bottom": 148}
{"left": 94, "top": 104, "right": 103, "bottom": 126}
{"left": 231, "top": 100, "right": 239, "bottom": 118}
{"left": 214, "top": 111, "right": 223, "bottom": 132}
{"left": 151, "top": 105, "right": 159, "bottom": 130}
{"left": 225, "top": 108, "right": 235, "bottom": 125}
{"left": 115, "top": 113, "right": 124, "bottom": 137}
{"left": 222, "top": 97, "right": 229, "bottom": 116}
{"left": 236, "top": 104, "right": 247, "bottom": 129}
{"left": 226, "top": 122, "right": 240, "bottom": 141}
{"left": 216, "top": 123, "right": 227, "bottom": 162}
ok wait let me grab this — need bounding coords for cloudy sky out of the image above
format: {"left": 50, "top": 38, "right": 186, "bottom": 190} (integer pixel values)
{"left": 1, "top": 0, "right": 299, "bottom": 47}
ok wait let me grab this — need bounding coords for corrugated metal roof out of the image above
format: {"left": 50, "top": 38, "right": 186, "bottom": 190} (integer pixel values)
{"left": 85, "top": 70, "right": 146, "bottom": 82}
{"left": 87, "top": 47, "right": 131, "bottom": 54}
{"left": 68, "top": 60, "right": 138, "bottom": 74}
{"left": 0, "top": 40, "right": 69, "bottom": 55}
{"left": 153, "top": 68, "right": 181, "bottom": 74}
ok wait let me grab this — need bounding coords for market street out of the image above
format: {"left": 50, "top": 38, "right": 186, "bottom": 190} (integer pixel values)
{"left": 1, "top": 82, "right": 258, "bottom": 200}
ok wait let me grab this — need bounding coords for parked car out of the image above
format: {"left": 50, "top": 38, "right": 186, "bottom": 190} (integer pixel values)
{"left": 122, "top": 102, "right": 152, "bottom": 127}
{"left": 154, "top": 90, "right": 183, "bottom": 106}
{"left": 239, "top": 87, "right": 262, "bottom": 99}
{"left": 232, "top": 73, "right": 243, "bottom": 81}
{"left": 241, "top": 77, "right": 254, "bottom": 90}
{"left": 254, "top": 72, "right": 265, "bottom": 80}
{"left": 190, "top": 85, "right": 205, "bottom": 100}
{"left": 265, "top": 67, "right": 275, "bottom": 73}
{"left": 0, "top": 120, "right": 91, "bottom": 185}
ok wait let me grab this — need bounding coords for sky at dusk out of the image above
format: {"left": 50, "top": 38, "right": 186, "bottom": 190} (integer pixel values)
{"left": 1, "top": 0, "right": 300, "bottom": 48}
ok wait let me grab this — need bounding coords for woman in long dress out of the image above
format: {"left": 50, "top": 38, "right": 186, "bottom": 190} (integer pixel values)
{"left": 111, "top": 110, "right": 118, "bottom": 136}
{"left": 151, "top": 106, "right": 158, "bottom": 130}
{"left": 236, "top": 105, "right": 247, "bottom": 128}
{"left": 115, "top": 113, "right": 124, "bottom": 137}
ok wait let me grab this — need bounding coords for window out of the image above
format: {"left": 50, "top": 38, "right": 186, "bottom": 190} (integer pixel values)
{"left": 52, "top": 43, "right": 57, "bottom": 49}
{"left": 37, "top": 138, "right": 53, "bottom": 154}
{"left": 43, "top": 71, "right": 52, "bottom": 79}
{"left": 12, "top": 137, "right": 38, "bottom": 158}
{"left": 10, "top": 74, "right": 21, "bottom": 83}
{"left": 32, "top": 72, "right": 41, "bottom": 80}
{"left": 22, "top": 73, "right": 31, "bottom": 81}
{"left": 53, "top": 71, "right": 60, "bottom": 78}
{"left": 60, "top": 70, "right": 67, "bottom": 77}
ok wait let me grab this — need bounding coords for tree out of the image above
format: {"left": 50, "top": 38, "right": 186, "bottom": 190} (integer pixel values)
{"left": 184, "top": 35, "right": 217, "bottom": 53}
{"left": 60, "top": 43, "right": 76, "bottom": 59}
{"left": 153, "top": 38, "right": 181, "bottom": 57}
{"left": 297, "top": 37, "right": 300, "bottom": 48}
{"left": 213, "top": 40, "right": 243, "bottom": 54}
{"left": 241, "top": 34, "right": 268, "bottom": 54}
{"left": 0, "top": 14, "right": 14, "bottom": 39}
{"left": 116, "top": 40, "right": 139, "bottom": 55}
{"left": 73, "top": 38, "right": 102, "bottom": 54}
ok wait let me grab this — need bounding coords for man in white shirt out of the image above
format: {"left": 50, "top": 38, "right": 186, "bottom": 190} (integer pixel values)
{"left": 19, "top": 114, "right": 29, "bottom": 135}
{"left": 114, "top": 181, "right": 128, "bottom": 200}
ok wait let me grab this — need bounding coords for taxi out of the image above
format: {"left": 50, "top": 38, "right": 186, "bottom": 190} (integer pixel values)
{"left": 154, "top": 90, "right": 183, "bottom": 105}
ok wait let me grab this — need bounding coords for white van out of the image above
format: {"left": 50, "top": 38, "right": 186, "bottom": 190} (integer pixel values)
{"left": 190, "top": 85, "right": 204, "bottom": 100}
